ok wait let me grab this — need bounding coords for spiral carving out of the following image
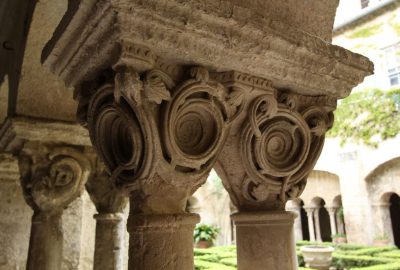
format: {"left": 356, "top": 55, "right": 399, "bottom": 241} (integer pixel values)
{"left": 241, "top": 95, "right": 312, "bottom": 196}
{"left": 19, "top": 148, "right": 90, "bottom": 213}
{"left": 162, "top": 68, "right": 230, "bottom": 173}
{"left": 87, "top": 84, "right": 156, "bottom": 188}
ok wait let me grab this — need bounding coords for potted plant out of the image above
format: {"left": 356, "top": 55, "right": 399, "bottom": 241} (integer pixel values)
{"left": 373, "top": 234, "right": 390, "bottom": 246}
{"left": 194, "top": 224, "right": 220, "bottom": 248}
{"left": 300, "top": 245, "right": 335, "bottom": 270}
{"left": 332, "top": 233, "right": 347, "bottom": 244}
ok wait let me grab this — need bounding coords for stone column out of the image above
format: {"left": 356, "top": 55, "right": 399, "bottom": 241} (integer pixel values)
{"left": 18, "top": 143, "right": 91, "bottom": 270}
{"left": 41, "top": 2, "right": 372, "bottom": 269}
{"left": 304, "top": 207, "right": 316, "bottom": 242}
{"left": 372, "top": 203, "right": 394, "bottom": 244}
{"left": 314, "top": 207, "right": 323, "bottom": 242}
{"left": 86, "top": 167, "right": 129, "bottom": 270}
{"left": 127, "top": 212, "right": 199, "bottom": 270}
{"left": 336, "top": 211, "right": 345, "bottom": 235}
{"left": 326, "top": 206, "right": 338, "bottom": 236}
{"left": 286, "top": 201, "right": 303, "bottom": 241}
{"left": 232, "top": 211, "right": 297, "bottom": 270}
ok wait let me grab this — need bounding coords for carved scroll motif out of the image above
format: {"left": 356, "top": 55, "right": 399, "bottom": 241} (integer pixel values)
{"left": 241, "top": 93, "right": 334, "bottom": 203}
{"left": 19, "top": 147, "right": 90, "bottom": 212}
{"left": 85, "top": 66, "right": 240, "bottom": 191}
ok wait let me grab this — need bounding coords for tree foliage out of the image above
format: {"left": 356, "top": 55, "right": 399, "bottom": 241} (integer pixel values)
{"left": 327, "top": 89, "right": 400, "bottom": 147}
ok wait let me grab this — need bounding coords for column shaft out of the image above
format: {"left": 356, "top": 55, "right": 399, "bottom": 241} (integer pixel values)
{"left": 27, "top": 211, "right": 63, "bottom": 270}
{"left": 232, "top": 211, "right": 297, "bottom": 270}
{"left": 336, "top": 212, "right": 345, "bottom": 235}
{"left": 305, "top": 209, "right": 316, "bottom": 242}
{"left": 314, "top": 208, "right": 322, "bottom": 242}
{"left": 127, "top": 213, "right": 200, "bottom": 270}
{"left": 93, "top": 213, "right": 125, "bottom": 270}
{"left": 287, "top": 206, "right": 303, "bottom": 241}
{"left": 327, "top": 208, "right": 337, "bottom": 236}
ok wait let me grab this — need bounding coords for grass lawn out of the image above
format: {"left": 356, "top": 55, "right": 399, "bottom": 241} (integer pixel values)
{"left": 194, "top": 241, "right": 400, "bottom": 270}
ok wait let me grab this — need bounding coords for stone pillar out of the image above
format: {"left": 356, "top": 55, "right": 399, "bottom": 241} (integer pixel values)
{"left": 314, "top": 207, "right": 323, "bottom": 242}
{"left": 127, "top": 211, "right": 199, "bottom": 270}
{"left": 372, "top": 203, "right": 394, "bottom": 244}
{"left": 305, "top": 207, "right": 316, "bottom": 242}
{"left": 336, "top": 211, "right": 345, "bottom": 235}
{"left": 326, "top": 206, "right": 337, "bottom": 236}
{"left": 286, "top": 201, "right": 303, "bottom": 241}
{"left": 232, "top": 211, "right": 297, "bottom": 270}
{"left": 41, "top": 2, "right": 372, "bottom": 269}
{"left": 18, "top": 143, "right": 91, "bottom": 270}
{"left": 86, "top": 167, "right": 128, "bottom": 270}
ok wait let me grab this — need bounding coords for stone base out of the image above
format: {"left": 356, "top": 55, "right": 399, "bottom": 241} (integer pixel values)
{"left": 232, "top": 211, "right": 297, "bottom": 270}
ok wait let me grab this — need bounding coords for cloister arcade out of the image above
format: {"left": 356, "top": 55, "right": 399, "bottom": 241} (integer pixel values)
{"left": 1, "top": 0, "right": 394, "bottom": 269}
{"left": 366, "top": 157, "right": 400, "bottom": 247}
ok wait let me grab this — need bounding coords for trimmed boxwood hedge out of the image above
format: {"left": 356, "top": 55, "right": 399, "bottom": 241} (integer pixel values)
{"left": 194, "top": 242, "right": 400, "bottom": 270}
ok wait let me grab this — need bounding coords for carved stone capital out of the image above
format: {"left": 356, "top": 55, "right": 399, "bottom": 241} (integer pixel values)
{"left": 86, "top": 163, "right": 128, "bottom": 214}
{"left": 79, "top": 66, "right": 241, "bottom": 213}
{"left": 216, "top": 86, "right": 335, "bottom": 210}
{"left": 18, "top": 142, "right": 91, "bottom": 213}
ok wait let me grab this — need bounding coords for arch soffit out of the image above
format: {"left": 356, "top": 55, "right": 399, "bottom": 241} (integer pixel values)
{"left": 302, "top": 170, "right": 340, "bottom": 206}
{"left": 365, "top": 157, "right": 400, "bottom": 204}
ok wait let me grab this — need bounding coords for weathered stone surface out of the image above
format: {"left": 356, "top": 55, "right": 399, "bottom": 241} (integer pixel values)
{"left": 39, "top": 1, "right": 374, "bottom": 269}
{"left": 232, "top": 211, "right": 297, "bottom": 270}
{"left": 43, "top": 0, "right": 372, "bottom": 98}
{"left": 0, "top": 117, "right": 91, "bottom": 153}
{"left": 86, "top": 165, "right": 128, "bottom": 270}
{"left": 127, "top": 212, "right": 199, "bottom": 270}
{"left": 15, "top": 0, "right": 77, "bottom": 121}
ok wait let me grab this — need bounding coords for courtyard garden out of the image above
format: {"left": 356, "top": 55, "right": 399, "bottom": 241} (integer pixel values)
{"left": 194, "top": 241, "right": 400, "bottom": 270}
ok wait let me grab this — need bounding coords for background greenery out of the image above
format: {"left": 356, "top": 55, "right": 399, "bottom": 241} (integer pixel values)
{"left": 327, "top": 89, "right": 400, "bottom": 147}
{"left": 194, "top": 242, "right": 400, "bottom": 270}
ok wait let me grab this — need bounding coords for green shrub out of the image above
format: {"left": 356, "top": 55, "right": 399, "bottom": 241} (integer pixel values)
{"left": 220, "top": 258, "right": 237, "bottom": 267}
{"left": 351, "top": 262, "right": 400, "bottom": 270}
{"left": 380, "top": 250, "right": 400, "bottom": 259}
{"left": 346, "top": 247, "right": 397, "bottom": 256}
{"left": 194, "top": 224, "right": 220, "bottom": 244}
{"left": 194, "top": 259, "right": 236, "bottom": 270}
{"left": 332, "top": 254, "right": 394, "bottom": 269}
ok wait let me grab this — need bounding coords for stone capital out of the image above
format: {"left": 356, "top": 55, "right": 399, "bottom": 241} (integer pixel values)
{"left": 18, "top": 142, "right": 91, "bottom": 213}
{"left": 303, "top": 207, "right": 316, "bottom": 215}
{"left": 325, "top": 206, "right": 338, "bottom": 214}
{"left": 41, "top": 0, "right": 373, "bottom": 215}
{"left": 86, "top": 163, "right": 128, "bottom": 215}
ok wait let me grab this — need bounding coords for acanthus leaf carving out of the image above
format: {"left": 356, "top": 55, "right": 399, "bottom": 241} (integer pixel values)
{"left": 143, "top": 69, "right": 174, "bottom": 104}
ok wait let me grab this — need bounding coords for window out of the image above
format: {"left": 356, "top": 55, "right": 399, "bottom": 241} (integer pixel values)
{"left": 383, "top": 43, "right": 400, "bottom": 87}
{"left": 361, "top": 0, "right": 370, "bottom": 9}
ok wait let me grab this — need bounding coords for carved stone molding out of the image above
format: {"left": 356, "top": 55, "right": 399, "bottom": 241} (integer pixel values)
{"left": 0, "top": 117, "right": 91, "bottom": 153}
{"left": 42, "top": 0, "right": 372, "bottom": 98}
{"left": 216, "top": 88, "right": 336, "bottom": 211}
{"left": 18, "top": 142, "right": 91, "bottom": 213}
{"left": 86, "top": 163, "right": 128, "bottom": 214}
{"left": 78, "top": 65, "right": 242, "bottom": 213}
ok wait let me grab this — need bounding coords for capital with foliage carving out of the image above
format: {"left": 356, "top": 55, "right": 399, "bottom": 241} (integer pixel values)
{"left": 18, "top": 143, "right": 91, "bottom": 214}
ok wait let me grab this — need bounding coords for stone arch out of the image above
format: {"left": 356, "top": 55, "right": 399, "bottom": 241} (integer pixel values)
{"left": 286, "top": 198, "right": 310, "bottom": 242}
{"left": 366, "top": 157, "right": 400, "bottom": 246}
{"left": 191, "top": 167, "right": 233, "bottom": 245}
{"left": 366, "top": 157, "right": 400, "bottom": 203}
{"left": 300, "top": 170, "right": 340, "bottom": 207}
{"left": 332, "top": 195, "right": 346, "bottom": 236}
{"left": 308, "top": 196, "right": 332, "bottom": 242}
